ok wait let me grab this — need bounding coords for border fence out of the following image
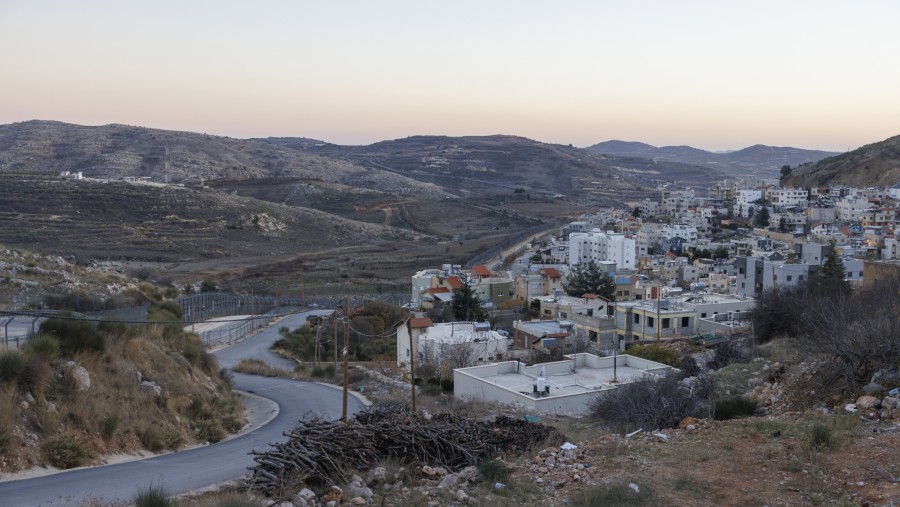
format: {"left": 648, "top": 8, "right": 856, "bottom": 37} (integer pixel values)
{"left": 1, "top": 292, "right": 409, "bottom": 349}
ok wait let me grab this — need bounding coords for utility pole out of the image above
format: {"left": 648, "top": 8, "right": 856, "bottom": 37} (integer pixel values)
{"left": 341, "top": 296, "right": 349, "bottom": 421}
{"left": 409, "top": 320, "right": 417, "bottom": 413}
{"left": 333, "top": 311, "right": 338, "bottom": 378}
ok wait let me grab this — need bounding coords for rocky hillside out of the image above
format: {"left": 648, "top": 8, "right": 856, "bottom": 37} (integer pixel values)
{"left": 255, "top": 134, "right": 730, "bottom": 199}
{"left": 0, "top": 173, "right": 422, "bottom": 264}
{"left": 785, "top": 134, "right": 900, "bottom": 188}
{"left": 588, "top": 140, "right": 838, "bottom": 178}
{"left": 0, "top": 121, "right": 448, "bottom": 198}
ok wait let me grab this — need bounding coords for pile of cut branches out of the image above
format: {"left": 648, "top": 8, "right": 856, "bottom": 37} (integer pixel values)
{"left": 248, "top": 402, "right": 562, "bottom": 495}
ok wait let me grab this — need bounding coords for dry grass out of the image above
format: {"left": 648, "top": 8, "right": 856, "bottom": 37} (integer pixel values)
{"left": 231, "top": 358, "right": 293, "bottom": 378}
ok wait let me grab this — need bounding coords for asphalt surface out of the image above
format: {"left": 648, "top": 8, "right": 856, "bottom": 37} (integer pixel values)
{"left": 0, "top": 309, "right": 364, "bottom": 506}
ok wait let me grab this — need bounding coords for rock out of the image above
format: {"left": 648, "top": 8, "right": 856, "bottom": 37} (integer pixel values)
{"left": 133, "top": 370, "right": 143, "bottom": 383}
{"left": 678, "top": 416, "right": 700, "bottom": 429}
{"left": 24, "top": 391, "right": 35, "bottom": 404}
{"left": 629, "top": 483, "right": 640, "bottom": 493}
{"left": 437, "top": 473, "right": 460, "bottom": 489}
{"left": 292, "top": 488, "right": 316, "bottom": 507}
{"left": 535, "top": 478, "right": 544, "bottom": 484}
{"left": 456, "top": 489, "right": 469, "bottom": 503}
{"left": 652, "top": 432, "right": 669, "bottom": 442}
{"left": 366, "top": 466, "right": 387, "bottom": 485}
{"left": 19, "top": 400, "right": 29, "bottom": 410}
{"left": 350, "top": 497, "right": 368, "bottom": 506}
{"left": 273, "top": 502, "right": 293, "bottom": 507}
{"left": 458, "top": 465, "right": 478, "bottom": 482}
{"left": 326, "top": 502, "right": 337, "bottom": 507}
{"left": 347, "top": 476, "right": 373, "bottom": 501}
{"left": 551, "top": 479, "right": 567, "bottom": 488}
{"left": 421, "top": 465, "right": 438, "bottom": 477}
{"left": 260, "top": 500, "right": 275, "bottom": 507}
{"left": 845, "top": 403, "right": 858, "bottom": 413}
{"left": 882, "top": 396, "right": 898, "bottom": 410}
{"left": 321, "top": 485, "right": 343, "bottom": 504}
{"left": 863, "top": 382, "right": 885, "bottom": 396}
{"left": 856, "top": 395, "right": 881, "bottom": 409}
{"left": 140, "top": 381, "right": 161, "bottom": 396}
{"left": 46, "top": 402, "right": 56, "bottom": 413}
{"left": 65, "top": 362, "right": 91, "bottom": 391}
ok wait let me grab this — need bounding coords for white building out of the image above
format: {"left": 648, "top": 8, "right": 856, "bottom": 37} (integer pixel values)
{"left": 453, "top": 353, "right": 676, "bottom": 416}
{"left": 768, "top": 187, "right": 809, "bottom": 207}
{"left": 568, "top": 230, "right": 636, "bottom": 271}
{"left": 396, "top": 319, "right": 508, "bottom": 369}
{"left": 736, "top": 189, "right": 763, "bottom": 217}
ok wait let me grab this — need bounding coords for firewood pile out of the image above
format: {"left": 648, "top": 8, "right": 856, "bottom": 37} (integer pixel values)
{"left": 247, "top": 403, "right": 563, "bottom": 495}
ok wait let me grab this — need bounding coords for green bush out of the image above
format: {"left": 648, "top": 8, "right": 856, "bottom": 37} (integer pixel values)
{"left": 140, "top": 425, "right": 184, "bottom": 452}
{"left": 477, "top": 458, "right": 510, "bottom": 483}
{"left": 713, "top": 396, "right": 758, "bottom": 420}
{"left": 101, "top": 415, "right": 119, "bottom": 439}
{"left": 24, "top": 334, "right": 61, "bottom": 360}
{"left": 809, "top": 422, "right": 834, "bottom": 449}
{"left": 40, "top": 317, "right": 106, "bottom": 356}
{"left": 134, "top": 483, "right": 174, "bottom": 507}
{"left": 625, "top": 343, "right": 681, "bottom": 367}
{"left": 0, "top": 351, "right": 26, "bottom": 384}
{"left": 194, "top": 419, "right": 226, "bottom": 443}
{"left": 19, "top": 357, "right": 53, "bottom": 397}
{"left": 43, "top": 434, "right": 93, "bottom": 469}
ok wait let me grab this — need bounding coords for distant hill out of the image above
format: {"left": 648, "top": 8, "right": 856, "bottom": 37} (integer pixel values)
{"left": 253, "top": 134, "right": 730, "bottom": 200}
{"left": 784, "top": 135, "right": 900, "bottom": 188}
{"left": 0, "top": 120, "right": 447, "bottom": 198}
{"left": 587, "top": 140, "right": 838, "bottom": 177}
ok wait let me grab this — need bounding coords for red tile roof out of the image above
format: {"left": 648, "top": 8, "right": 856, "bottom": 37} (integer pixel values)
{"left": 427, "top": 287, "right": 450, "bottom": 294}
{"left": 471, "top": 265, "right": 491, "bottom": 276}
{"left": 409, "top": 317, "right": 433, "bottom": 329}
{"left": 446, "top": 276, "right": 463, "bottom": 289}
{"left": 540, "top": 267, "right": 561, "bottom": 279}
{"left": 582, "top": 293, "right": 598, "bottom": 299}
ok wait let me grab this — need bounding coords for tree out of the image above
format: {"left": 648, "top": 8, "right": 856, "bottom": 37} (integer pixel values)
{"left": 451, "top": 278, "right": 486, "bottom": 322}
{"left": 563, "top": 260, "right": 616, "bottom": 300}
{"left": 816, "top": 248, "right": 850, "bottom": 294}
{"left": 777, "top": 216, "right": 787, "bottom": 233}
{"left": 713, "top": 246, "right": 730, "bottom": 260}
{"left": 780, "top": 164, "right": 792, "bottom": 179}
{"left": 754, "top": 206, "right": 770, "bottom": 228}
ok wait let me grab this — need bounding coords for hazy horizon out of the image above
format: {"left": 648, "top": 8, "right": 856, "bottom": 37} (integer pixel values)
{"left": 2, "top": 1, "right": 898, "bottom": 152}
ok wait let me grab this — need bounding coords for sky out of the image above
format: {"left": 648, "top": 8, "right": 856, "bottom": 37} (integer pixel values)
{"left": 1, "top": 1, "right": 898, "bottom": 151}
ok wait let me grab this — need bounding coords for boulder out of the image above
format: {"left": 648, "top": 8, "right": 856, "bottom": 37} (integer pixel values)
{"left": 347, "top": 476, "right": 373, "bottom": 501}
{"left": 437, "top": 473, "right": 460, "bottom": 489}
{"left": 65, "top": 362, "right": 91, "bottom": 391}
{"left": 863, "top": 383, "right": 885, "bottom": 396}
{"left": 349, "top": 497, "right": 368, "bottom": 506}
{"left": 366, "top": 466, "right": 387, "bottom": 485}
{"left": 140, "top": 381, "right": 162, "bottom": 397}
{"left": 855, "top": 395, "right": 881, "bottom": 409}
{"left": 291, "top": 487, "right": 316, "bottom": 507}
{"left": 321, "top": 485, "right": 343, "bottom": 504}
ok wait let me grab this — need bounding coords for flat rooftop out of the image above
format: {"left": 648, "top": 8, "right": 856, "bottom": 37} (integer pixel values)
{"left": 477, "top": 363, "right": 648, "bottom": 398}
{"left": 455, "top": 353, "right": 675, "bottom": 402}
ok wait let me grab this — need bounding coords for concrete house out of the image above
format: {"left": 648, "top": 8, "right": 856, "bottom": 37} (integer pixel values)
{"left": 453, "top": 353, "right": 677, "bottom": 416}
{"left": 397, "top": 319, "right": 508, "bottom": 369}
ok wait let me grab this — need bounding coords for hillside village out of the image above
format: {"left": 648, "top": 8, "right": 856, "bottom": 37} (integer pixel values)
{"left": 401, "top": 179, "right": 900, "bottom": 397}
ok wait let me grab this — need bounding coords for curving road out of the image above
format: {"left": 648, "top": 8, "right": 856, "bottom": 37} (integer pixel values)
{"left": 0, "top": 310, "right": 364, "bottom": 506}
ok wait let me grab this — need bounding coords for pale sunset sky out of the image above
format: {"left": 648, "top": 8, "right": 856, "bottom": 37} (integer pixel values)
{"left": 1, "top": 1, "right": 898, "bottom": 151}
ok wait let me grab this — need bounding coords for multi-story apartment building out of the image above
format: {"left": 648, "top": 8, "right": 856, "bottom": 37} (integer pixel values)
{"left": 568, "top": 230, "right": 636, "bottom": 271}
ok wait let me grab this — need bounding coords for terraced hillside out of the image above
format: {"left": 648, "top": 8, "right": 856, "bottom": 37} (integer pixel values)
{"left": 0, "top": 174, "right": 421, "bottom": 263}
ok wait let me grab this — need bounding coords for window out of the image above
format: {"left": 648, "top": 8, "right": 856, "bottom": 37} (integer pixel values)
{"left": 544, "top": 309, "right": 551, "bottom": 315}
{"left": 633, "top": 314, "right": 640, "bottom": 324}
{"left": 799, "top": 275, "right": 804, "bottom": 281}
{"left": 786, "top": 275, "right": 792, "bottom": 282}
{"left": 560, "top": 312, "right": 568, "bottom": 319}
{"left": 859, "top": 271, "right": 863, "bottom": 277}
{"left": 701, "top": 313, "right": 707, "bottom": 318}
{"left": 681, "top": 317, "right": 689, "bottom": 327}
{"left": 648, "top": 317, "right": 655, "bottom": 327}
{"left": 662, "top": 318, "right": 670, "bottom": 328}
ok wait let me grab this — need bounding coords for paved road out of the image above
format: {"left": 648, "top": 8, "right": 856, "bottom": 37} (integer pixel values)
{"left": 0, "top": 309, "right": 362, "bottom": 506}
